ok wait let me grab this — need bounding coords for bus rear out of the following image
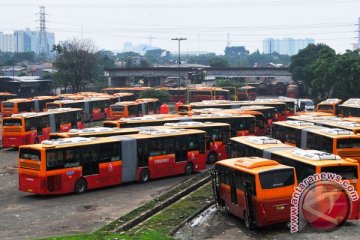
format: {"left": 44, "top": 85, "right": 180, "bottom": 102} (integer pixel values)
{"left": 213, "top": 157, "right": 296, "bottom": 228}
{"left": 109, "top": 101, "right": 140, "bottom": 120}
{"left": 2, "top": 117, "right": 26, "bottom": 147}
{"left": 2, "top": 99, "right": 33, "bottom": 117}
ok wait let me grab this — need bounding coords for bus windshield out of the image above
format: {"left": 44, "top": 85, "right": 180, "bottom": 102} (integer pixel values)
{"left": 3, "top": 102, "right": 14, "bottom": 108}
{"left": 3, "top": 119, "right": 22, "bottom": 126}
{"left": 337, "top": 139, "right": 360, "bottom": 148}
{"left": 19, "top": 149, "right": 41, "bottom": 161}
{"left": 318, "top": 105, "right": 333, "bottom": 111}
{"left": 111, "top": 105, "right": 125, "bottom": 111}
{"left": 321, "top": 166, "right": 358, "bottom": 180}
{"left": 259, "top": 169, "right": 295, "bottom": 189}
{"left": 178, "top": 106, "right": 188, "bottom": 113}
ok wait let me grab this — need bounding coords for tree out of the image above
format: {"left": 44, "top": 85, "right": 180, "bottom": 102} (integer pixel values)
{"left": 209, "top": 57, "right": 230, "bottom": 67}
{"left": 52, "top": 38, "right": 103, "bottom": 92}
{"left": 138, "top": 89, "right": 171, "bottom": 103}
{"left": 289, "top": 44, "right": 336, "bottom": 96}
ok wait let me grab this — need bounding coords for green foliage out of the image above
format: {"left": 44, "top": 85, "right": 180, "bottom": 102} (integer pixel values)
{"left": 138, "top": 89, "right": 171, "bottom": 103}
{"left": 209, "top": 57, "right": 230, "bottom": 67}
{"left": 214, "top": 79, "right": 243, "bottom": 88}
{"left": 290, "top": 44, "right": 360, "bottom": 100}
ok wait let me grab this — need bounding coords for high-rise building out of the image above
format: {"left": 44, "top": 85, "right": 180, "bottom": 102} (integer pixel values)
{"left": 0, "top": 32, "right": 15, "bottom": 52}
{"left": 358, "top": 17, "right": 360, "bottom": 50}
{"left": 263, "top": 38, "right": 315, "bottom": 55}
{"left": 0, "top": 28, "right": 55, "bottom": 53}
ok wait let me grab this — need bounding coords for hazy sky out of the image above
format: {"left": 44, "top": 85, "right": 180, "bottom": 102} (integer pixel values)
{"left": 0, "top": 0, "right": 359, "bottom": 54}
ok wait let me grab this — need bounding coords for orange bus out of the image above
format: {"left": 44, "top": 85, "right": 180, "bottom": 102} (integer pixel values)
{"left": 212, "top": 157, "right": 297, "bottom": 228}
{"left": 229, "top": 136, "right": 360, "bottom": 220}
{"left": 316, "top": 98, "right": 342, "bottom": 115}
{"left": 340, "top": 98, "right": 360, "bottom": 117}
{"left": 272, "top": 121, "right": 360, "bottom": 162}
{"left": 164, "top": 122, "right": 231, "bottom": 163}
{"left": 0, "top": 92, "right": 16, "bottom": 112}
{"left": 1, "top": 98, "right": 34, "bottom": 117}
{"left": 188, "top": 88, "right": 230, "bottom": 102}
{"left": 109, "top": 101, "right": 141, "bottom": 120}
{"left": 2, "top": 108, "right": 84, "bottom": 148}
{"left": 18, "top": 128, "right": 207, "bottom": 195}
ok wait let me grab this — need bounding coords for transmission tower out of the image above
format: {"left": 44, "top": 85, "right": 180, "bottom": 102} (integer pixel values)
{"left": 36, "top": 6, "right": 50, "bottom": 57}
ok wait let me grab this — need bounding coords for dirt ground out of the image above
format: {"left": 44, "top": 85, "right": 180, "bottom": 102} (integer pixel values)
{"left": 175, "top": 205, "right": 360, "bottom": 240}
{"left": 0, "top": 148, "right": 194, "bottom": 240}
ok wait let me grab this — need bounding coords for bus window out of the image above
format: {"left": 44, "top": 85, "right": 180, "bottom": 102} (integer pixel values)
{"left": 20, "top": 149, "right": 40, "bottom": 161}
{"left": 259, "top": 169, "right": 295, "bottom": 189}
{"left": 2, "top": 102, "right": 14, "bottom": 109}
{"left": 3, "top": 119, "right": 22, "bottom": 126}
{"left": 321, "top": 166, "right": 358, "bottom": 180}
{"left": 337, "top": 139, "right": 360, "bottom": 148}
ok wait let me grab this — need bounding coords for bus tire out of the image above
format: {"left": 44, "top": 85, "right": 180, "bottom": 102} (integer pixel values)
{"left": 184, "top": 163, "right": 194, "bottom": 175}
{"left": 74, "top": 179, "right": 87, "bottom": 194}
{"left": 244, "top": 210, "right": 254, "bottom": 230}
{"left": 140, "top": 169, "right": 150, "bottom": 183}
{"left": 207, "top": 152, "right": 217, "bottom": 164}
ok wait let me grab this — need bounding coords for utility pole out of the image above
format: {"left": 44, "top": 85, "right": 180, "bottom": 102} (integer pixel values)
{"left": 171, "top": 37, "right": 187, "bottom": 101}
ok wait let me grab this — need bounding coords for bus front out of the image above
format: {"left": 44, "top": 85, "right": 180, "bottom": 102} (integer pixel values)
{"left": 335, "top": 136, "right": 360, "bottom": 163}
{"left": 1, "top": 101, "right": 15, "bottom": 117}
{"left": 2, "top": 117, "right": 26, "bottom": 148}
{"left": 18, "top": 147, "right": 45, "bottom": 194}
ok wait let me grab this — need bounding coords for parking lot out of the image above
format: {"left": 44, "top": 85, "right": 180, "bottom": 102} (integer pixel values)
{"left": 0, "top": 148, "right": 194, "bottom": 240}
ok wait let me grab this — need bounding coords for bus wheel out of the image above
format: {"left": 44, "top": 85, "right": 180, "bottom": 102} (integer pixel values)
{"left": 244, "top": 211, "right": 254, "bottom": 230}
{"left": 140, "top": 169, "right": 150, "bottom": 183}
{"left": 74, "top": 179, "right": 87, "bottom": 194}
{"left": 207, "top": 152, "right": 217, "bottom": 164}
{"left": 184, "top": 163, "right": 194, "bottom": 175}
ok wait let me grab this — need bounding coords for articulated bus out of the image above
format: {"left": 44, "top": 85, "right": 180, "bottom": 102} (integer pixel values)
{"left": 18, "top": 128, "right": 207, "bottom": 195}
{"left": 1, "top": 98, "right": 34, "bottom": 117}
{"left": 164, "top": 122, "right": 231, "bottom": 163}
{"left": 190, "top": 108, "right": 268, "bottom": 136}
{"left": 236, "top": 86, "right": 257, "bottom": 100}
{"left": 2, "top": 108, "right": 84, "bottom": 148}
{"left": 104, "top": 113, "right": 256, "bottom": 137}
{"left": 272, "top": 121, "right": 360, "bottom": 162}
{"left": 102, "top": 87, "right": 151, "bottom": 97}
{"left": 230, "top": 136, "right": 360, "bottom": 220}
{"left": 245, "top": 100, "right": 287, "bottom": 121}
{"left": 113, "top": 92, "right": 135, "bottom": 102}
{"left": 212, "top": 157, "right": 297, "bottom": 228}
{"left": 340, "top": 98, "right": 360, "bottom": 117}
{"left": 188, "top": 88, "right": 230, "bottom": 102}
{"left": 47, "top": 98, "right": 111, "bottom": 121}
{"left": 316, "top": 98, "right": 342, "bottom": 115}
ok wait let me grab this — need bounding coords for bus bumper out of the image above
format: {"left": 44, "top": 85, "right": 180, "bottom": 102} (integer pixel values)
{"left": 2, "top": 135, "right": 26, "bottom": 148}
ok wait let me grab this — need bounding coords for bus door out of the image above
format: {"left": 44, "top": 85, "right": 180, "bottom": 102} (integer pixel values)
{"left": 120, "top": 136, "right": 138, "bottom": 183}
{"left": 211, "top": 169, "right": 222, "bottom": 206}
{"left": 244, "top": 181, "right": 255, "bottom": 227}
{"left": 81, "top": 147, "right": 100, "bottom": 188}
{"left": 49, "top": 113, "right": 56, "bottom": 133}
{"left": 230, "top": 172, "right": 238, "bottom": 205}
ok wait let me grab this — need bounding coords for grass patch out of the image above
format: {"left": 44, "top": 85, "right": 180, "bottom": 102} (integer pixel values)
{"left": 129, "top": 183, "right": 213, "bottom": 236}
